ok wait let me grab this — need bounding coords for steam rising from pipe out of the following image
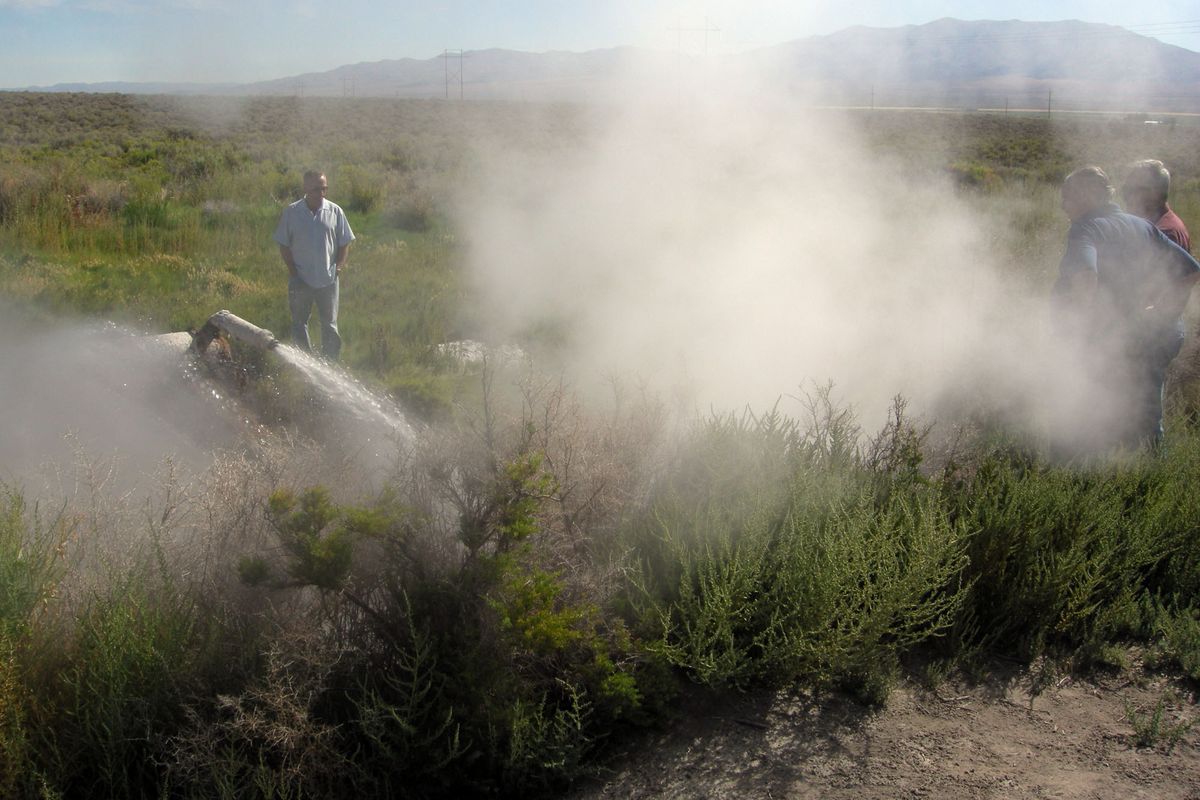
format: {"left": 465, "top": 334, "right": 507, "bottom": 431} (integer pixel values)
{"left": 0, "top": 309, "right": 413, "bottom": 499}
{"left": 460, "top": 55, "right": 1062, "bottom": 431}
{"left": 0, "top": 312, "right": 256, "bottom": 492}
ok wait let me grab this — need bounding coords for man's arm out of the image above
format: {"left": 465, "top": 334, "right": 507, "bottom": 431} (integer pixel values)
{"left": 335, "top": 243, "right": 350, "bottom": 276}
{"left": 334, "top": 206, "right": 354, "bottom": 277}
{"left": 1058, "top": 230, "right": 1099, "bottom": 309}
{"left": 279, "top": 245, "right": 299, "bottom": 279}
{"left": 1050, "top": 227, "right": 1098, "bottom": 337}
{"left": 1146, "top": 238, "right": 1200, "bottom": 322}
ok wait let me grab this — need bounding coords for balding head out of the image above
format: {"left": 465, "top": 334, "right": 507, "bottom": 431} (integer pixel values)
{"left": 1121, "top": 159, "right": 1170, "bottom": 220}
{"left": 302, "top": 170, "right": 328, "bottom": 211}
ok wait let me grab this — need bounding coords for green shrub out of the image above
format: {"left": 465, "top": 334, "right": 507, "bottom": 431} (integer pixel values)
{"left": 948, "top": 443, "right": 1200, "bottom": 665}
{"left": 339, "top": 165, "right": 384, "bottom": 214}
{"left": 1124, "top": 691, "right": 1195, "bottom": 752}
{"left": 628, "top": 408, "right": 968, "bottom": 702}
{"left": 0, "top": 492, "right": 71, "bottom": 797}
{"left": 386, "top": 191, "right": 437, "bottom": 232}
{"left": 266, "top": 488, "right": 357, "bottom": 591}
{"left": 341, "top": 611, "right": 465, "bottom": 797}
{"left": 1145, "top": 604, "right": 1200, "bottom": 681}
{"left": 33, "top": 583, "right": 204, "bottom": 799}
{"left": 948, "top": 160, "right": 1002, "bottom": 189}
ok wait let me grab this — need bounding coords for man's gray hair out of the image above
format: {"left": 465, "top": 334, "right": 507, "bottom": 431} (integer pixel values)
{"left": 1063, "top": 165, "right": 1115, "bottom": 205}
{"left": 302, "top": 170, "right": 326, "bottom": 187}
{"left": 1124, "top": 159, "right": 1170, "bottom": 201}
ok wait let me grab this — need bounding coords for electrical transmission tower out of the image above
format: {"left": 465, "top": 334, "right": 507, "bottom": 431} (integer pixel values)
{"left": 668, "top": 16, "right": 721, "bottom": 56}
{"left": 442, "top": 49, "right": 464, "bottom": 100}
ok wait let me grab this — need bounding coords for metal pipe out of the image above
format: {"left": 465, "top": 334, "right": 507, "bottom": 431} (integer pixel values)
{"left": 192, "top": 309, "right": 279, "bottom": 354}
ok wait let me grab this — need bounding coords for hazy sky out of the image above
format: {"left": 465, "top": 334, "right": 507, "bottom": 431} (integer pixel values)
{"left": 3, "top": 0, "right": 1199, "bottom": 87}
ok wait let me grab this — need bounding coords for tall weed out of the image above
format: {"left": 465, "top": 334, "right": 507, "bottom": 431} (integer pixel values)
{"left": 0, "top": 492, "right": 72, "bottom": 796}
{"left": 31, "top": 581, "right": 205, "bottom": 799}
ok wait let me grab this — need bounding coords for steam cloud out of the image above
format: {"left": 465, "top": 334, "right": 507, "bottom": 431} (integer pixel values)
{"left": 0, "top": 314, "right": 252, "bottom": 493}
{"left": 460, "top": 55, "right": 1057, "bottom": 432}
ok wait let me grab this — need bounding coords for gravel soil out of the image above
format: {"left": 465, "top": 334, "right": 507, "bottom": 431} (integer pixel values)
{"left": 568, "top": 660, "right": 1200, "bottom": 799}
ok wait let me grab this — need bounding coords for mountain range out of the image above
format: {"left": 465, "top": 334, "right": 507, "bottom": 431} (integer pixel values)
{"left": 18, "top": 18, "right": 1200, "bottom": 112}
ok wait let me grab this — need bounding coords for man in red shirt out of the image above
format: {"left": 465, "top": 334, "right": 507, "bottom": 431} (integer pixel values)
{"left": 1121, "top": 159, "right": 1191, "bottom": 252}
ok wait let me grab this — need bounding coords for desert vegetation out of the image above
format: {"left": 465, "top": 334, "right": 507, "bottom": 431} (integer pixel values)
{"left": 0, "top": 92, "right": 1199, "bottom": 797}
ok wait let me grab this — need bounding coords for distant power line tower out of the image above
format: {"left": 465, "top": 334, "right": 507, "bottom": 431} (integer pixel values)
{"left": 668, "top": 16, "right": 721, "bottom": 56}
{"left": 443, "top": 49, "right": 464, "bottom": 100}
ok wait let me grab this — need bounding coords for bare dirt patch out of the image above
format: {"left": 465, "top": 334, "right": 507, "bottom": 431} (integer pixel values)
{"left": 569, "top": 664, "right": 1200, "bottom": 799}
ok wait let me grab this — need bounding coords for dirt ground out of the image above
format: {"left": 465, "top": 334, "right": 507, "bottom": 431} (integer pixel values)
{"left": 569, "top": 661, "right": 1200, "bottom": 800}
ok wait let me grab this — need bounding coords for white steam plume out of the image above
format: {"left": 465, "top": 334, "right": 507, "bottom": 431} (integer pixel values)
{"left": 0, "top": 314, "right": 253, "bottom": 492}
{"left": 459, "top": 54, "right": 1060, "bottom": 431}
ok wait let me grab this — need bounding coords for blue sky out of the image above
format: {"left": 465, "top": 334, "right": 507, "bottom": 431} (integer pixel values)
{"left": 3, "top": 0, "right": 1199, "bottom": 88}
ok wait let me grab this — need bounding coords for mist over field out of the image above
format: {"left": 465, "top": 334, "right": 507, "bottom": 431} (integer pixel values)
{"left": 461, "top": 57, "right": 1061, "bottom": 430}
{"left": 0, "top": 313, "right": 250, "bottom": 492}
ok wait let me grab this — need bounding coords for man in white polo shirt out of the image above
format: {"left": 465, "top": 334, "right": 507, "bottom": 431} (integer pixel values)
{"left": 273, "top": 170, "right": 355, "bottom": 359}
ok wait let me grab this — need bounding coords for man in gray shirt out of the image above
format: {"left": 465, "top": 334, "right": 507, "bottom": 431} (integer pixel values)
{"left": 1052, "top": 165, "right": 1200, "bottom": 452}
{"left": 273, "top": 170, "right": 355, "bottom": 359}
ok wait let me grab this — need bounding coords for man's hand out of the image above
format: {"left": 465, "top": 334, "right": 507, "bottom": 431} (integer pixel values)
{"left": 335, "top": 244, "right": 351, "bottom": 280}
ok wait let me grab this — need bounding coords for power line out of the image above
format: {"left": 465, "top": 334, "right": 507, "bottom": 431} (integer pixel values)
{"left": 1123, "top": 20, "right": 1200, "bottom": 34}
{"left": 843, "top": 19, "right": 1200, "bottom": 48}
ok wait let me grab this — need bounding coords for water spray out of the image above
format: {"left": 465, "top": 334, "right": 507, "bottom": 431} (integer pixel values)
{"left": 175, "top": 309, "right": 416, "bottom": 464}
